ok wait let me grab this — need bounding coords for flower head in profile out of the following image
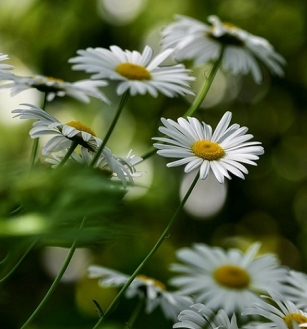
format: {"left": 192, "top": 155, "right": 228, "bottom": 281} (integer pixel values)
{"left": 0, "top": 53, "right": 14, "bottom": 73}
{"left": 153, "top": 112, "right": 264, "bottom": 184}
{"left": 161, "top": 15, "right": 285, "bottom": 83}
{"left": 0, "top": 73, "right": 110, "bottom": 103}
{"left": 69, "top": 45, "right": 195, "bottom": 97}
{"left": 169, "top": 243, "right": 286, "bottom": 314}
{"left": 174, "top": 303, "right": 240, "bottom": 329}
{"left": 47, "top": 147, "right": 142, "bottom": 188}
{"left": 243, "top": 293, "right": 307, "bottom": 329}
{"left": 12, "top": 104, "right": 101, "bottom": 156}
{"left": 88, "top": 265, "right": 193, "bottom": 321}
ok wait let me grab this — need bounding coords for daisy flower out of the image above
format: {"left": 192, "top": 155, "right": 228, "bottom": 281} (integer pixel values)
{"left": 12, "top": 104, "right": 101, "bottom": 156}
{"left": 69, "top": 45, "right": 195, "bottom": 97}
{"left": 88, "top": 265, "right": 193, "bottom": 321}
{"left": 46, "top": 147, "right": 142, "bottom": 188}
{"left": 152, "top": 112, "right": 264, "bottom": 184}
{"left": 243, "top": 293, "right": 307, "bottom": 329}
{"left": 0, "top": 53, "right": 14, "bottom": 73}
{"left": 174, "top": 303, "right": 240, "bottom": 329}
{"left": 169, "top": 243, "right": 286, "bottom": 315}
{"left": 280, "top": 270, "right": 307, "bottom": 311}
{"left": 0, "top": 73, "right": 110, "bottom": 103}
{"left": 161, "top": 15, "right": 285, "bottom": 83}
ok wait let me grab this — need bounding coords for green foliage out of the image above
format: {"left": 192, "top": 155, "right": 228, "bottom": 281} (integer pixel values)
{"left": 0, "top": 162, "right": 126, "bottom": 245}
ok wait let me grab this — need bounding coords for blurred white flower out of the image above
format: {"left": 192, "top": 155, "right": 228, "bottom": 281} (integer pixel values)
{"left": 88, "top": 265, "right": 193, "bottom": 321}
{"left": 161, "top": 15, "right": 285, "bottom": 83}
{"left": 170, "top": 243, "right": 286, "bottom": 314}
{"left": 174, "top": 303, "right": 240, "bottom": 329}
{"left": 0, "top": 73, "right": 110, "bottom": 103}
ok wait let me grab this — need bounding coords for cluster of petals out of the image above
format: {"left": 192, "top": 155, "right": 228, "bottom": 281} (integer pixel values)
{"left": 0, "top": 73, "right": 109, "bottom": 103}
{"left": 47, "top": 147, "right": 142, "bottom": 188}
{"left": 0, "top": 53, "right": 14, "bottom": 74}
{"left": 174, "top": 303, "right": 240, "bottom": 329}
{"left": 153, "top": 112, "right": 264, "bottom": 184}
{"left": 161, "top": 15, "right": 285, "bottom": 83}
{"left": 88, "top": 265, "right": 193, "bottom": 321}
{"left": 169, "top": 243, "right": 287, "bottom": 314}
{"left": 242, "top": 292, "right": 307, "bottom": 329}
{"left": 69, "top": 45, "right": 195, "bottom": 97}
{"left": 12, "top": 104, "right": 101, "bottom": 155}
{"left": 277, "top": 270, "right": 307, "bottom": 311}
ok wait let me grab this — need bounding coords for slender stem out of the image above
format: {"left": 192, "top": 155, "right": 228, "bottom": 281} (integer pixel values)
{"left": 140, "top": 47, "right": 225, "bottom": 161}
{"left": 183, "top": 46, "right": 225, "bottom": 118}
{"left": 140, "top": 146, "right": 156, "bottom": 161}
{"left": 0, "top": 239, "right": 38, "bottom": 285}
{"left": 56, "top": 140, "right": 79, "bottom": 169}
{"left": 125, "top": 298, "right": 144, "bottom": 329}
{"left": 92, "top": 172, "right": 200, "bottom": 329}
{"left": 90, "top": 91, "right": 130, "bottom": 168}
{"left": 20, "top": 217, "right": 86, "bottom": 329}
{"left": 29, "top": 93, "right": 48, "bottom": 169}
{"left": 0, "top": 253, "right": 9, "bottom": 265}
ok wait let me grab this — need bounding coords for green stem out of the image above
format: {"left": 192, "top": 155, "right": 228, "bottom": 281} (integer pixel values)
{"left": 92, "top": 172, "right": 200, "bottom": 329}
{"left": 125, "top": 297, "right": 144, "bottom": 329}
{"left": 56, "top": 140, "right": 79, "bottom": 169}
{"left": 90, "top": 91, "right": 130, "bottom": 168}
{"left": 20, "top": 216, "right": 86, "bottom": 329}
{"left": 183, "top": 45, "right": 225, "bottom": 118}
{"left": 139, "top": 47, "right": 225, "bottom": 161}
{"left": 140, "top": 146, "right": 156, "bottom": 161}
{"left": 29, "top": 93, "right": 48, "bottom": 169}
{"left": 0, "top": 239, "right": 38, "bottom": 285}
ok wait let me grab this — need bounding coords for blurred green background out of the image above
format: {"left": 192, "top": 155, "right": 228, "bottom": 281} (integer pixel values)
{"left": 0, "top": 0, "right": 307, "bottom": 328}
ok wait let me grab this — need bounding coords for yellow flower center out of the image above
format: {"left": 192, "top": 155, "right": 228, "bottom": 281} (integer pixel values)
{"left": 66, "top": 121, "right": 96, "bottom": 136}
{"left": 214, "top": 265, "right": 250, "bottom": 289}
{"left": 46, "top": 76, "right": 64, "bottom": 83}
{"left": 284, "top": 314, "right": 307, "bottom": 329}
{"left": 208, "top": 22, "right": 244, "bottom": 47}
{"left": 191, "top": 140, "right": 225, "bottom": 161}
{"left": 223, "top": 22, "right": 237, "bottom": 29}
{"left": 34, "top": 75, "right": 64, "bottom": 84}
{"left": 116, "top": 63, "right": 151, "bottom": 80}
{"left": 137, "top": 275, "right": 166, "bottom": 291}
{"left": 33, "top": 75, "right": 65, "bottom": 92}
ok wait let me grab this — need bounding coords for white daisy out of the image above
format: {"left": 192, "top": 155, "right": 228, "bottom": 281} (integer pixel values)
{"left": 0, "top": 53, "right": 14, "bottom": 73}
{"left": 88, "top": 265, "right": 193, "bottom": 321}
{"left": 161, "top": 15, "right": 285, "bottom": 83}
{"left": 46, "top": 147, "right": 142, "bottom": 188}
{"left": 0, "top": 73, "right": 110, "bottom": 103}
{"left": 174, "top": 303, "right": 240, "bottom": 329}
{"left": 152, "top": 112, "right": 264, "bottom": 184}
{"left": 243, "top": 293, "right": 307, "bottom": 329}
{"left": 169, "top": 243, "right": 287, "bottom": 315}
{"left": 279, "top": 270, "right": 307, "bottom": 311}
{"left": 69, "top": 45, "right": 195, "bottom": 97}
{"left": 12, "top": 104, "right": 101, "bottom": 156}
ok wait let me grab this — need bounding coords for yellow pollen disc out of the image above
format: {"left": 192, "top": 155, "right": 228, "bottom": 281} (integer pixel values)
{"left": 116, "top": 63, "right": 151, "bottom": 80}
{"left": 191, "top": 140, "right": 225, "bottom": 161}
{"left": 66, "top": 121, "right": 96, "bottom": 136}
{"left": 34, "top": 75, "right": 64, "bottom": 83}
{"left": 223, "top": 22, "right": 237, "bottom": 29}
{"left": 284, "top": 314, "right": 307, "bottom": 329}
{"left": 214, "top": 265, "right": 250, "bottom": 289}
{"left": 46, "top": 76, "right": 64, "bottom": 83}
{"left": 137, "top": 275, "right": 166, "bottom": 291}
